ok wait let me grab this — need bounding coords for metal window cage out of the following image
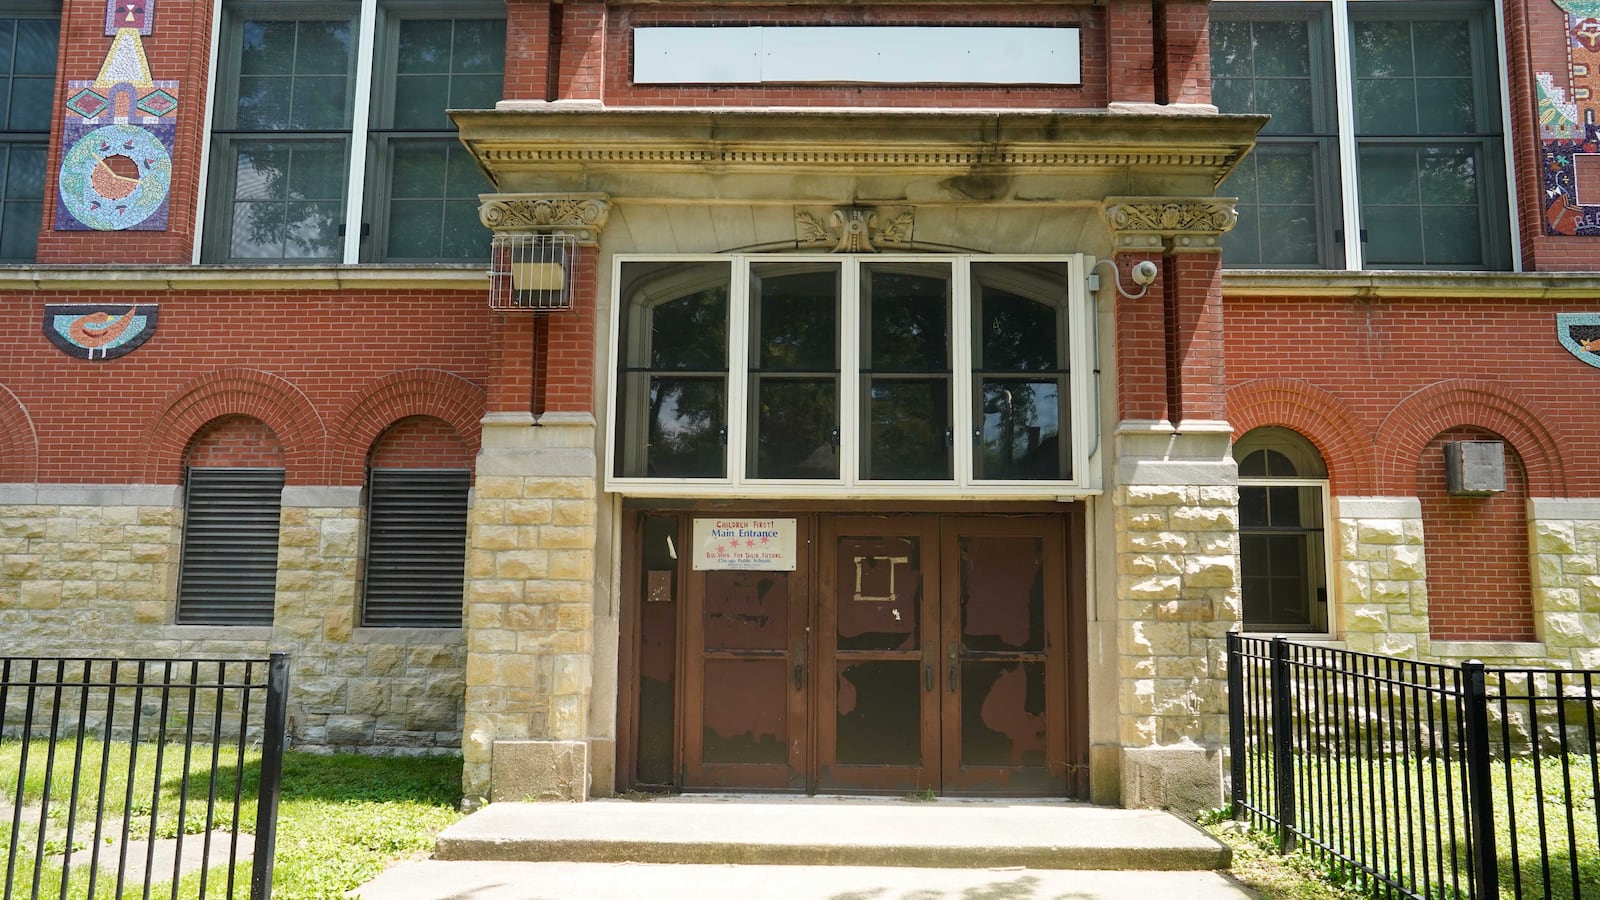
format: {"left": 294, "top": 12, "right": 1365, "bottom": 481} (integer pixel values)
{"left": 489, "top": 232, "right": 576, "bottom": 312}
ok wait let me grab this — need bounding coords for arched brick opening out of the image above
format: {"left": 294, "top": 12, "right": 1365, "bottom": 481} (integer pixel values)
{"left": 0, "top": 384, "right": 38, "bottom": 483}
{"left": 1416, "top": 426, "right": 1534, "bottom": 642}
{"left": 143, "top": 369, "right": 326, "bottom": 485}
{"left": 1225, "top": 378, "right": 1377, "bottom": 495}
{"left": 329, "top": 369, "right": 485, "bottom": 483}
{"left": 369, "top": 416, "right": 474, "bottom": 469}
{"left": 184, "top": 415, "right": 286, "bottom": 468}
{"left": 1375, "top": 380, "right": 1567, "bottom": 498}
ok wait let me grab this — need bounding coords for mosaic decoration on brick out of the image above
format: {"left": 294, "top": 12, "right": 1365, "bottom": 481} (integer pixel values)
{"left": 55, "top": 0, "right": 174, "bottom": 232}
{"left": 42, "top": 304, "right": 160, "bottom": 360}
{"left": 1557, "top": 313, "right": 1600, "bottom": 368}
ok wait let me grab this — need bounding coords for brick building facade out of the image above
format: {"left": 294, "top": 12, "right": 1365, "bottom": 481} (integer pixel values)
{"left": 1, "top": 0, "right": 1597, "bottom": 812}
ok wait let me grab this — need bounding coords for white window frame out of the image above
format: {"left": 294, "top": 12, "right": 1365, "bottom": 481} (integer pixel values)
{"left": 1213, "top": 0, "right": 1521, "bottom": 272}
{"left": 604, "top": 253, "right": 1101, "bottom": 500}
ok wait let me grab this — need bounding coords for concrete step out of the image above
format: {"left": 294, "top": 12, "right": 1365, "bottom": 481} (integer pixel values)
{"left": 430, "top": 796, "right": 1231, "bottom": 871}
{"left": 353, "top": 860, "right": 1258, "bottom": 900}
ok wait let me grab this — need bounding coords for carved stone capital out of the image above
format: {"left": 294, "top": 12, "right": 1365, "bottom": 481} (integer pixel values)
{"left": 479, "top": 193, "right": 611, "bottom": 244}
{"left": 1102, "top": 197, "right": 1238, "bottom": 253}
{"left": 795, "top": 205, "right": 915, "bottom": 252}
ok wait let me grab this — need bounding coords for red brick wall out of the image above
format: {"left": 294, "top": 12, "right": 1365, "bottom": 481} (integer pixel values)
{"left": 600, "top": 4, "right": 1109, "bottom": 109}
{"left": 1417, "top": 427, "right": 1535, "bottom": 641}
{"left": 370, "top": 416, "right": 473, "bottom": 469}
{"left": 185, "top": 415, "right": 285, "bottom": 468}
{"left": 37, "top": 0, "right": 215, "bottom": 264}
{"left": 1224, "top": 294, "right": 1596, "bottom": 497}
{"left": 0, "top": 289, "right": 491, "bottom": 486}
{"left": 1114, "top": 253, "right": 1169, "bottom": 422}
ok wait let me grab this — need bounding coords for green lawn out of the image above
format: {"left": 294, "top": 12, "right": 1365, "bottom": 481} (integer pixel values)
{"left": 1229, "top": 753, "right": 1600, "bottom": 900}
{"left": 1, "top": 739, "right": 463, "bottom": 899}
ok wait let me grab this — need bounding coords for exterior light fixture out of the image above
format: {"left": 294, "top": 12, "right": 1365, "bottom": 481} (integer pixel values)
{"left": 1091, "top": 258, "right": 1158, "bottom": 300}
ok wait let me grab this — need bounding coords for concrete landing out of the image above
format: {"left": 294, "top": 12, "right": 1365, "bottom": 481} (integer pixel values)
{"left": 430, "top": 795, "right": 1231, "bottom": 871}
{"left": 353, "top": 861, "right": 1258, "bottom": 900}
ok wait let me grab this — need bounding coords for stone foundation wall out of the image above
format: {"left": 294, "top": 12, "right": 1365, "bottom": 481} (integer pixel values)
{"left": 0, "top": 484, "right": 465, "bottom": 753}
{"left": 1330, "top": 497, "right": 1600, "bottom": 670}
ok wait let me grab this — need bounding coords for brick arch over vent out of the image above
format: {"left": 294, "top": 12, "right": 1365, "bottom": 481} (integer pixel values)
{"left": 1225, "top": 379, "right": 1376, "bottom": 495}
{"left": 143, "top": 369, "right": 326, "bottom": 485}
{"left": 0, "top": 384, "right": 38, "bottom": 483}
{"left": 328, "top": 369, "right": 486, "bottom": 484}
{"left": 1376, "top": 380, "right": 1568, "bottom": 497}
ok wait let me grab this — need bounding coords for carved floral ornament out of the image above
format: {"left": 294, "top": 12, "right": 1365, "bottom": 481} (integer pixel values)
{"left": 1102, "top": 198, "right": 1239, "bottom": 252}
{"left": 794, "top": 206, "right": 915, "bottom": 253}
{"left": 479, "top": 194, "right": 611, "bottom": 245}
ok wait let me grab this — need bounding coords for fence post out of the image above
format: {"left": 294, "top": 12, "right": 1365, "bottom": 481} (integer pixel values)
{"left": 1461, "top": 660, "right": 1498, "bottom": 899}
{"left": 1227, "top": 631, "right": 1246, "bottom": 817}
{"left": 1271, "top": 637, "right": 1296, "bottom": 854}
{"left": 251, "top": 653, "right": 290, "bottom": 900}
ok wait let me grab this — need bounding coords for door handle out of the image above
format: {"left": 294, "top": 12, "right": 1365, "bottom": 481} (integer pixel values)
{"left": 794, "top": 659, "right": 804, "bottom": 691}
{"left": 924, "top": 664, "right": 934, "bottom": 692}
{"left": 948, "top": 659, "right": 959, "bottom": 693}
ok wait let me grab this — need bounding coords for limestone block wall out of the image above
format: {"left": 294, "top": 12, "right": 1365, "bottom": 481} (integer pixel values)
{"left": 1530, "top": 499, "right": 1600, "bottom": 669}
{"left": 461, "top": 416, "right": 598, "bottom": 806}
{"left": 1333, "top": 498, "right": 1429, "bottom": 659}
{"left": 1331, "top": 497, "right": 1600, "bottom": 671}
{"left": 0, "top": 485, "right": 466, "bottom": 753}
{"left": 1116, "top": 481, "right": 1241, "bottom": 750}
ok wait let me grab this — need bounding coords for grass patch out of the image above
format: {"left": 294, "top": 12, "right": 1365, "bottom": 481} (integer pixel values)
{"left": 2, "top": 739, "right": 462, "bottom": 899}
{"left": 1199, "top": 811, "right": 1370, "bottom": 900}
{"left": 1229, "top": 753, "right": 1600, "bottom": 900}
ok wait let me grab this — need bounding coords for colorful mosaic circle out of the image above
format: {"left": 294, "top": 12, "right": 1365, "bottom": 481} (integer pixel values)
{"left": 58, "top": 123, "right": 172, "bottom": 230}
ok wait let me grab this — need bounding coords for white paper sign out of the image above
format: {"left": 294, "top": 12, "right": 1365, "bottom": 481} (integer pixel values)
{"left": 692, "top": 518, "right": 798, "bottom": 571}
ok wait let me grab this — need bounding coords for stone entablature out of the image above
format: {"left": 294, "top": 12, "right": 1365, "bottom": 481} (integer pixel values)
{"left": 479, "top": 194, "right": 611, "bottom": 244}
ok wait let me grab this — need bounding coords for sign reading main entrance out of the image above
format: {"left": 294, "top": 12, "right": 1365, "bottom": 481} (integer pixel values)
{"left": 692, "top": 518, "right": 798, "bottom": 571}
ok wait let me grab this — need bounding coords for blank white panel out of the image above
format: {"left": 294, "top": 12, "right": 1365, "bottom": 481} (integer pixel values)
{"left": 634, "top": 26, "right": 1081, "bottom": 85}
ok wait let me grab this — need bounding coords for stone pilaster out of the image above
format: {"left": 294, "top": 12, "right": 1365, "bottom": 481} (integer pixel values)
{"left": 1334, "top": 498, "right": 1428, "bottom": 659}
{"left": 462, "top": 413, "right": 597, "bottom": 807}
{"left": 1110, "top": 421, "right": 1239, "bottom": 815}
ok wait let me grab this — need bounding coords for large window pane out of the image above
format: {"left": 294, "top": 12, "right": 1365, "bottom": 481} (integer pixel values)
{"left": 862, "top": 263, "right": 951, "bottom": 481}
{"left": 617, "top": 262, "right": 732, "bottom": 479}
{"left": 0, "top": 12, "right": 53, "bottom": 262}
{"left": 1359, "top": 144, "right": 1483, "bottom": 267}
{"left": 971, "top": 262, "right": 1070, "bottom": 481}
{"left": 384, "top": 140, "right": 491, "bottom": 260}
{"left": 749, "top": 264, "right": 840, "bottom": 479}
{"left": 228, "top": 140, "right": 346, "bottom": 260}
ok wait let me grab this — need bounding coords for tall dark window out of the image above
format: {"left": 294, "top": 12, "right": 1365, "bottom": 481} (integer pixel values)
{"left": 1235, "top": 428, "right": 1330, "bottom": 633}
{"left": 0, "top": 2, "right": 57, "bottom": 261}
{"left": 1212, "top": 1, "right": 1509, "bottom": 270}
{"left": 204, "top": 1, "right": 504, "bottom": 263}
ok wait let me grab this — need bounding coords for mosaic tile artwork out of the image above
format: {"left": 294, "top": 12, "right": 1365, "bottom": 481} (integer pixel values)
{"left": 1557, "top": 313, "right": 1600, "bottom": 368}
{"left": 55, "top": 0, "right": 174, "bottom": 232}
{"left": 1540, "top": 0, "right": 1600, "bottom": 235}
{"left": 42, "top": 304, "right": 160, "bottom": 360}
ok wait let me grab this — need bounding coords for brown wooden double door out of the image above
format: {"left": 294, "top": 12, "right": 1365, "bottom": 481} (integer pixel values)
{"left": 660, "top": 512, "right": 1078, "bottom": 796}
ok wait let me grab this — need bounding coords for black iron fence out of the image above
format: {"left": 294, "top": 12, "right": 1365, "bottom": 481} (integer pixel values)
{"left": 1, "top": 654, "right": 288, "bottom": 900}
{"left": 1228, "top": 634, "right": 1600, "bottom": 900}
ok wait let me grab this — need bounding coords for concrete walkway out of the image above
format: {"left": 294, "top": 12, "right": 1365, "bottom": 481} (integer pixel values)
{"left": 351, "top": 796, "right": 1257, "bottom": 900}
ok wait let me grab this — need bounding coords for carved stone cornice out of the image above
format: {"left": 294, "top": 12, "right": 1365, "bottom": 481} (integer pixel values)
{"left": 1102, "top": 197, "right": 1239, "bottom": 252}
{"left": 795, "top": 206, "right": 915, "bottom": 252}
{"left": 478, "top": 193, "right": 611, "bottom": 244}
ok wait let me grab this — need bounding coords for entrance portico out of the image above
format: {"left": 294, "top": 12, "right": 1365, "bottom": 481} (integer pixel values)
{"left": 454, "top": 106, "right": 1258, "bottom": 810}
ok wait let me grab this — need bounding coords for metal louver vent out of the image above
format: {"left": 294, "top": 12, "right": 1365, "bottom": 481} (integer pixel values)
{"left": 362, "top": 469, "right": 470, "bottom": 628}
{"left": 177, "top": 467, "right": 285, "bottom": 625}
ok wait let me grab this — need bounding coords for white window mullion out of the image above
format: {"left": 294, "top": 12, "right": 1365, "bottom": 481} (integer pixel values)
{"left": 726, "top": 258, "right": 751, "bottom": 483}
{"left": 951, "top": 257, "right": 974, "bottom": 487}
{"left": 1330, "top": 0, "right": 1363, "bottom": 271}
{"left": 194, "top": 0, "right": 226, "bottom": 264}
{"left": 342, "top": 0, "right": 380, "bottom": 263}
{"left": 1068, "top": 254, "right": 1097, "bottom": 488}
{"left": 840, "top": 257, "right": 862, "bottom": 487}
{"left": 1492, "top": 0, "right": 1522, "bottom": 272}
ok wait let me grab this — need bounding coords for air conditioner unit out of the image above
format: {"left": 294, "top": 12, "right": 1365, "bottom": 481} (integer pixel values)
{"left": 488, "top": 232, "right": 575, "bottom": 312}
